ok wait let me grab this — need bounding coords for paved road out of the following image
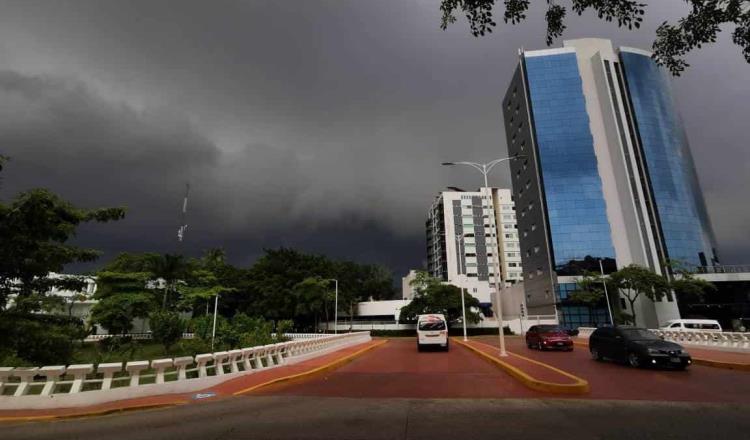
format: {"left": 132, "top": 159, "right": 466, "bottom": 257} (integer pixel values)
{"left": 256, "top": 337, "right": 544, "bottom": 398}
{"left": 4, "top": 396, "right": 749, "bottom": 440}
{"left": 476, "top": 336, "right": 750, "bottom": 403}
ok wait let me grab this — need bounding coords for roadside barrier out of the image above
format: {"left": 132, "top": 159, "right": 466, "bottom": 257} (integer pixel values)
{"left": 0, "top": 332, "right": 371, "bottom": 410}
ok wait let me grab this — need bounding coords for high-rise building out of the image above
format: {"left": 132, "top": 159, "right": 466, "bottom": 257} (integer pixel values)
{"left": 503, "top": 38, "right": 718, "bottom": 328}
{"left": 426, "top": 188, "right": 522, "bottom": 304}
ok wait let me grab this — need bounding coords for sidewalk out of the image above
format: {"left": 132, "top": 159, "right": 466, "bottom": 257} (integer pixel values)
{"left": 0, "top": 340, "right": 385, "bottom": 421}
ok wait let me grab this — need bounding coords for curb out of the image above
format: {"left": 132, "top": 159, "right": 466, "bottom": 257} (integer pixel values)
{"left": 454, "top": 338, "right": 590, "bottom": 395}
{"left": 692, "top": 358, "right": 750, "bottom": 371}
{"left": 574, "top": 339, "right": 750, "bottom": 372}
{"left": 233, "top": 339, "right": 388, "bottom": 395}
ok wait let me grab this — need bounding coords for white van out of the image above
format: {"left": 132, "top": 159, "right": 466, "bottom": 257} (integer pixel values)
{"left": 660, "top": 319, "right": 722, "bottom": 332}
{"left": 417, "top": 314, "right": 449, "bottom": 352}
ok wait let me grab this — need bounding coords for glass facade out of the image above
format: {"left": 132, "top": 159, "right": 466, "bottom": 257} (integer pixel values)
{"left": 557, "top": 283, "right": 611, "bottom": 328}
{"left": 619, "top": 51, "right": 717, "bottom": 267}
{"left": 524, "top": 53, "right": 616, "bottom": 274}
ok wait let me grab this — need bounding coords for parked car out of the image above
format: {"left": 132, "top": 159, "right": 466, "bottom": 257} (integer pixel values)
{"left": 589, "top": 326, "right": 692, "bottom": 370}
{"left": 525, "top": 325, "right": 573, "bottom": 351}
{"left": 417, "top": 314, "right": 449, "bottom": 352}
{"left": 660, "top": 319, "right": 722, "bottom": 332}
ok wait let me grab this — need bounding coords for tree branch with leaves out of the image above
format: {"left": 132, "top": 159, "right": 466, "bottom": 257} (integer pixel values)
{"left": 439, "top": 0, "right": 750, "bottom": 75}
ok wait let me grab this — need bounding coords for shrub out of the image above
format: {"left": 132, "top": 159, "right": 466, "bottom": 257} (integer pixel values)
{"left": 149, "top": 311, "right": 185, "bottom": 351}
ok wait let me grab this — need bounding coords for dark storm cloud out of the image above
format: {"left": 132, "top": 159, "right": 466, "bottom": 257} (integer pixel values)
{"left": 0, "top": 0, "right": 747, "bottom": 275}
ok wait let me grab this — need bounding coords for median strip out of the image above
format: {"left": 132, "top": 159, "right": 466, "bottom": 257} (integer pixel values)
{"left": 454, "top": 338, "right": 590, "bottom": 395}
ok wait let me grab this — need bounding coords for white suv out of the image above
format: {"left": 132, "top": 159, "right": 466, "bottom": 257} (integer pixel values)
{"left": 417, "top": 314, "right": 449, "bottom": 352}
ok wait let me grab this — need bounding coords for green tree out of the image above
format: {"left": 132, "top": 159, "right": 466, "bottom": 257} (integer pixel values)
{"left": 608, "top": 264, "right": 669, "bottom": 326}
{"left": 90, "top": 290, "right": 153, "bottom": 335}
{"left": 439, "top": 0, "right": 750, "bottom": 75}
{"left": 293, "top": 276, "right": 333, "bottom": 331}
{"left": 399, "top": 273, "right": 482, "bottom": 324}
{"left": 149, "top": 310, "right": 185, "bottom": 351}
{"left": 148, "top": 253, "right": 190, "bottom": 310}
{"left": 0, "top": 188, "right": 125, "bottom": 312}
{"left": 664, "top": 260, "right": 717, "bottom": 307}
{"left": 569, "top": 272, "right": 606, "bottom": 326}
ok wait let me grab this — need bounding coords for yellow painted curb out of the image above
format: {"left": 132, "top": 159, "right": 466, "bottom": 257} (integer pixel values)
{"left": 233, "top": 339, "right": 388, "bottom": 395}
{"left": 575, "top": 339, "right": 750, "bottom": 371}
{"left": 454, "top": 338, "right": 590, "bottom": 395}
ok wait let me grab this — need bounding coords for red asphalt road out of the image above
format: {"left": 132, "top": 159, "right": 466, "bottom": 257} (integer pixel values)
{"left": 256, "top": 338, "right": 547, "bottom": 398}
{"left": 258, "top": 337, "right": 750, "bottom": 403}
{"left": 476, "top": 336, "right": 750, "bottom": 403}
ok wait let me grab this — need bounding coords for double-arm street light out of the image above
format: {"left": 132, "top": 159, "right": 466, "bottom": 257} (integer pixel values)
{"left": 442, "top": 155, "right": 524, "bottom": 357}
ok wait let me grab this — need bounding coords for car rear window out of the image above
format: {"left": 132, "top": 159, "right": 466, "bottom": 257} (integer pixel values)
{"left": 419, "top": 321, "right": 446, "bottom": 331}
{"left": 537, "top": 325, "right": 563, "bottom": 332}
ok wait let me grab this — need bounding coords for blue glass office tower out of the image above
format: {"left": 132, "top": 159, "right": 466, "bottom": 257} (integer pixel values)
{"left": 503, "top": 39, "right": 718, "bottom": 327}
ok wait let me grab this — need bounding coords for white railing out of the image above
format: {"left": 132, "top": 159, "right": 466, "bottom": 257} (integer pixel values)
{"left": 576, "top": 327, "right": 597, "bottom": 339}
{"left": 650, "top": 330, "right": 750, "bottom": 350}
{"left": 0, "top": 332, "right": 371, "bottom": 410}
{"left": 83, "top": 333, "right": 196, "bottom": 342}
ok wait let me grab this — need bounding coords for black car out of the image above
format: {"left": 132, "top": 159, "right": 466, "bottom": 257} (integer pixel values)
{"left": 589, "top": 326, "right": 692, "bottom": 370}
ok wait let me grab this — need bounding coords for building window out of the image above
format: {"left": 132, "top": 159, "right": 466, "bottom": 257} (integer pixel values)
{"left": 531, "top": 223, "right": 537, "bottom": 231}
{"left": 533, "top": 246, "right": 540, "bottom": 254}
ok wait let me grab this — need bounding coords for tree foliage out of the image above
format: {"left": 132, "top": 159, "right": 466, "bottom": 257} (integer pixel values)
{"left": 608, "top": 264, "right": 669, "bottom": 325}
{"left": 149, "top": 311, "right": 185, "bottom": 351}
{"left": 0, "top": 188, "right": 125, "bottom": 312}
{"left": 400, "top": 272, "right": 482, "bottom": 324}
{"left": 439, "top": 0, "right": 750, "bottom": 75}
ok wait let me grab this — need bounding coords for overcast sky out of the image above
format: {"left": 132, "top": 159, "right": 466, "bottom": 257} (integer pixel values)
{"left": 0, "top": 1, "right": 748, "bottom": 278}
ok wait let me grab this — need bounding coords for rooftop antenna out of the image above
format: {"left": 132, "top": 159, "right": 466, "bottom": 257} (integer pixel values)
{"left": 177, "top": 182, "right": 190, "bottom": 243}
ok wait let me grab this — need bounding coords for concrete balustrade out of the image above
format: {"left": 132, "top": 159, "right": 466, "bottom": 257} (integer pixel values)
{"left": 227, "top": 350, "right": 243, "bottom": 373}
{"left": 212, "top": 351, "right": 229, "bottom": 375}
{"left": 150, "top": 359, "right": 174, "bottom": 384}
{"left": 195, "top": 354, "right": 213, "bottom": 378}
{"left": 38, "top": 366, "right": 66, "bottom": 396}
{"left": 12, "top": 367, "right": 39, "bottom": 396}
{"left": 173, "top": 357, "right": 194, "bottom": 381}
{"left": 125, "top": 361, "right": 150, "bottom": 386}
{"left": 97, "top": 362, "right": 123, "bottom": 390}
{"left": 67, "top": 364, "right": 95, "bottom": 393}
{"left": 0, "top": 332, "right": 372, "bottom": 410}
{"left": 0, "top": 367, "right": 14, "bottom": 394}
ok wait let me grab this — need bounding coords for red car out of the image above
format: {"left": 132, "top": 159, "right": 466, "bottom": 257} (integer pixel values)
{"left": 525, "top": 325, "right": 574, "bottom": 351}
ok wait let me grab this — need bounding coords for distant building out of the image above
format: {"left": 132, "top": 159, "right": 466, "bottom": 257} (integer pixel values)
{"left": 425, "top": 188, "right": 523, "bottom": 305}
{"left": 503, "top": 38, "right": 719, "bottom": 328}
{"left": 401, "top": 270, "right": 419, "bottom": 300}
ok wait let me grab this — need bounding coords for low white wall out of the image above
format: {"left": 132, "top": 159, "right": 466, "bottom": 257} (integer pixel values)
{"left": 0, "top": 332, "right": 371, "bottom": 410}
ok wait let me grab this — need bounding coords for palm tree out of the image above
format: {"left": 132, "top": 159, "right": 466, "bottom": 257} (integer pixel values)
{"left": 148, "top": 254, "right": 189, "bottom": 309}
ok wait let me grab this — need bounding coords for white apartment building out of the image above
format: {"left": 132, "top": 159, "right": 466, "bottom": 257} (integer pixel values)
{"left": 426, "top": 188, "right": 522, "bottom": 304}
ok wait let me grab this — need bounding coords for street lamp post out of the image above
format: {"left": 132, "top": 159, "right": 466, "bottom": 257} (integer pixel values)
{"left": 599, "top": 259, "right": 614, "bottom": 326}
{"left": 455, "top": 233, "right": 469, "bottom": 342}
{"left": 442, "top": 155, "right": 524, "bottom": 357}
{"left": 326, "top": 278, "right": 339, "bottom": 334}
{"left": 211, "top": 293, "right": 219, "bottom": 351}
